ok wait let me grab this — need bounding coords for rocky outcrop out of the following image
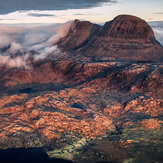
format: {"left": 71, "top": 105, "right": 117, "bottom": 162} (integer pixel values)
{"left": 100, "top": 15, "right": 156, "bottom": 40}
{"left": 0, "top": 15, "right": 163, "bottom": 163}
{"left": 58, "top": 15, "right": 163, "bottom": 62}
{"left": 0, "top": 55, "right": 163, "bottom": 162}
{"left": 58, "top": 19, "right": 100, "bottom": 51}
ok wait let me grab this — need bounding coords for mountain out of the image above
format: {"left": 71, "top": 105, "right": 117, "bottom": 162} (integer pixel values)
{"left": 0, "top": 15, "right": 163, "bottom": 163}
{"left": 58, "top": 15, "right": 163, "bottom": 62}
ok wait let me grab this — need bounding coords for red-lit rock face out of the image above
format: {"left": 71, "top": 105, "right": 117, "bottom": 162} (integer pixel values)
{"left": 0, "top": 56, "right": 162, "bottom": 161}
{"left": 0, "top": 15, "right": 163, "bottom": 163}
{"left": 58, "top": 15, "right": 163, "bottom": 62}
{"left": 101, "top": 15, "right": 155, "bottom": 40}
{"left": 58, "top": 19, "right": 100, "bottom": 51}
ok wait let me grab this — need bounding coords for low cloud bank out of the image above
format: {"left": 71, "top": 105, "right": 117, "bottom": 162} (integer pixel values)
{"left": 0, "top": 22, "right": 72, "bottom": 68}
{"left": 0, "top": 55, "right": 27, "bottom": 68}
{"left": 149, "top": 21, "right": 163, "bottom": 46}
{"left": 0, "top": 20, "right": 162, "bottom": 69}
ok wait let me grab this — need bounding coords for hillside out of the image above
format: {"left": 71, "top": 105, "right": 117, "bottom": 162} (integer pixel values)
{"left": 0, "top": 15, "right": 163, "bottom": 163}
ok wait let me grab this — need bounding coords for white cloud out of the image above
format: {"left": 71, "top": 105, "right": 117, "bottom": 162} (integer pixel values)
{"left": 149, "top": 21, "right": 163, "bottom": 46}
{"left": 24, "top": 33, "right": 47, "bottom": 45}
{"left": 153, "top": 28, "right": 163, "bottom": 45}
{"left": 48, "top": 22, "right": 71, "bottom": 45}
{"left": 0, "top": 34, "right": 12, "bottom": 48}
{"left": 0, "top": 55, "right": 27, "bottom": 68}
{"left": 0, "top": 22, "right": 72, "bottom": 68}
{"left": 34, "top": 46, "right": 61, "bottom": 60}
{"left": 29, "top": 43, "right": 46, "bottom": 51}
{"left": 8, "top": 42, "right": 22, "bottom": 54}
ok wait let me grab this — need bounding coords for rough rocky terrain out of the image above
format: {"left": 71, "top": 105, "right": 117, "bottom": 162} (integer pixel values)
{"left": 0, "top": 15, "right": 163, "bottom": 163}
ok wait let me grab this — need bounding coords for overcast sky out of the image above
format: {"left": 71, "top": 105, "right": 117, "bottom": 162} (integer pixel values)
{"left": 0, "top": 0, "right": 162, "bottom": 24}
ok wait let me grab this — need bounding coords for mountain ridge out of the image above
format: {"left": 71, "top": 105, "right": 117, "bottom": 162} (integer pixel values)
{"left": 0, "top": 14, "right": 163, "bottom": 163}
{"left": 58, "top": 15, "right": 163, "bottom": 62}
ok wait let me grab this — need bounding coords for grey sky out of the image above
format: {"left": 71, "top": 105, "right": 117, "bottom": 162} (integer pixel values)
{"left": 0, "top": 0, "right": 117, "bottom": 14}
{"left": 28, "top": 13, "right": 55, "bottom": 17}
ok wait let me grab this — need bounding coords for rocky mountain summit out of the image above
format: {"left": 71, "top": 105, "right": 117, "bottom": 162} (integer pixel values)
{"left": 0, "top": 15, "right": 163, "bottom": 163}
{"left": 58, "top": 15, "right": 163, "bottom": 62}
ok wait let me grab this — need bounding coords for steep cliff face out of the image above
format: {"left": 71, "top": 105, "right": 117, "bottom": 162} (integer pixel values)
{"left": 58, "top": 15, "right": 163, "bottom": 62}
{"left": 100, "top": 15, "right": 155, "bottom": 41}
{"left": 58, "top": 19, "right": 100, "bottom": 51}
